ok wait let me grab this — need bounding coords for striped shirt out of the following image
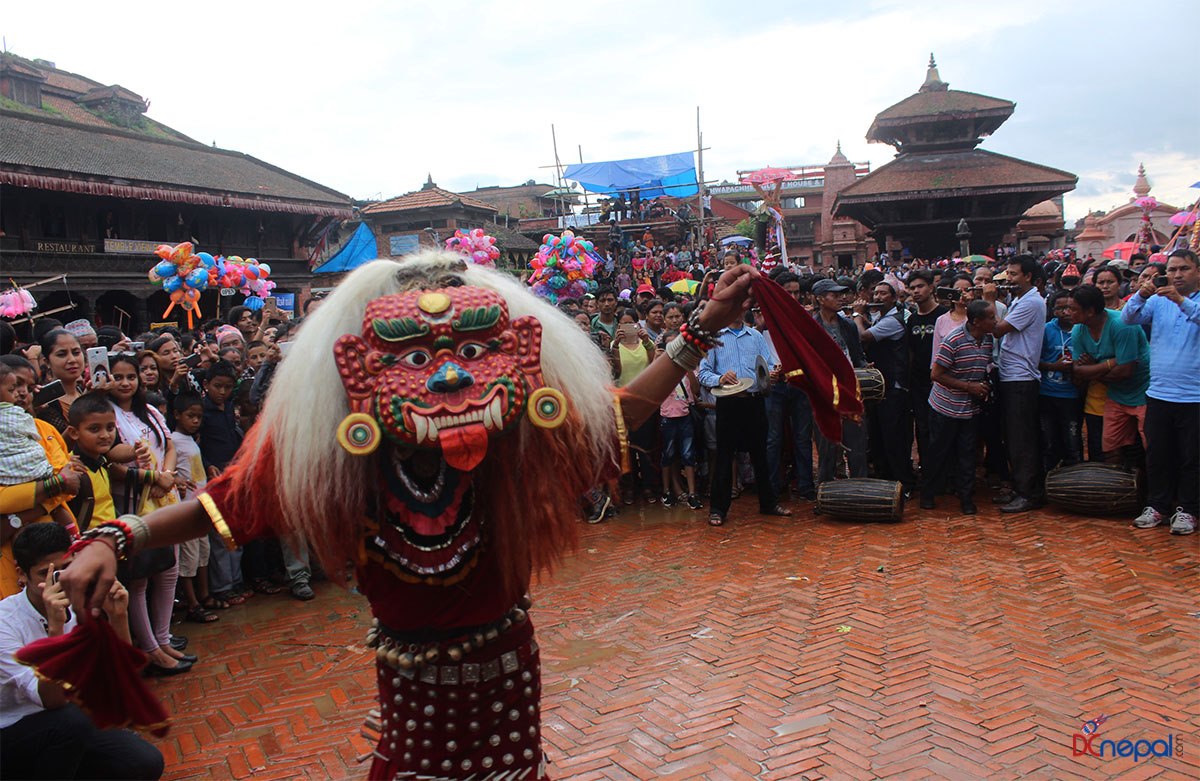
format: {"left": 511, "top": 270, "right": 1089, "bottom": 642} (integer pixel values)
{"left": 929, "top": 324, "right": 993, "bottom": 419}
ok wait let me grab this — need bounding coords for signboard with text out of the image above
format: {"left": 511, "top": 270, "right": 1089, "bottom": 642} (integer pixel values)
{"left": 274, "top": 293, "right": 295, "bottom": 311}
{"left": 103, "top": 239, "right": 176, "bottom": 254}
{"left": 36, "top": 240, "right": 98, "bottom": 253}
{"left": 389, "top": 234, "right": 421, "bottom": 256}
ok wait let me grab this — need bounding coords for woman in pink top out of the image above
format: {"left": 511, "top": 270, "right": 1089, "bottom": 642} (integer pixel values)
{"left": 931, "top": 276, "right": 975, "bottom": 365}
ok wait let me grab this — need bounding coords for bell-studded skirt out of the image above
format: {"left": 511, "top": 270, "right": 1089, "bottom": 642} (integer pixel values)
{"left": 369, "top": 618, "right": 546, "bottom": 780}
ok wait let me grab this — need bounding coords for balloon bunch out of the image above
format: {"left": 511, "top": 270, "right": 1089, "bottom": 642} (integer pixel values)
{"left": 148, "top": 244, "right": 276, "bottom": 324}
{"left": 445, "top": 228, "right": 500, "bottom": 268}
{"left": 226, "top": 256, "right": 275, "bottom": 309}
{"left": 148, "top": 242, "right": 215, "bottom": 327}
{"left": 0, "top": 286, "right": 36, "bottom": 319}
{"left": 528, "top": 230, "right": 598, "bottom": 305}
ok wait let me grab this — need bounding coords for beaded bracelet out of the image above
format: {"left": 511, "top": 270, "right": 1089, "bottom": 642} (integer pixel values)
{"left": 72, "top": 525, "right": 129, "bottom": 560}
{"left": 682, "top": 304, "right": 722, "bottom": 350}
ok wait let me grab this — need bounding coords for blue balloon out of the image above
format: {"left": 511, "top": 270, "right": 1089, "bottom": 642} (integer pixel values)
{"left": 186, "top": 268, "right": 209, "bottom": 289}
{"left": 197, "top": 252, "right": 216, "bottom": 268}
{"left": 244, "top": 296, "right": 265, "bottom": 311}
{"left": 162, "top": 276, "right": 183, "bottom": 293}
{"left": 153, "top": 261, "right": 177, "bottom": 278}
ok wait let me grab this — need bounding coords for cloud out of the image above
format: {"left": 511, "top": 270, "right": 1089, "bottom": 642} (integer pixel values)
{"left": 1, "top": 0, "right": 1194, "bottom": 224}
{"left": 1067, "top": 150, "right": 1200, "bottom": 220}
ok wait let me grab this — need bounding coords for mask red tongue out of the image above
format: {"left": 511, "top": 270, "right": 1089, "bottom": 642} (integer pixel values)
{"left": 438, "top": 423, "right": 489, "bottom": 472}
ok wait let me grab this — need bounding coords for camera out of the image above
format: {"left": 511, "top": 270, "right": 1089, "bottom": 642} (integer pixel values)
{"left": 1154, "top": 275, "right": 1169, "bottom": 288}
{"left": 936, "top": 287, "right": 961, "bottom": 302}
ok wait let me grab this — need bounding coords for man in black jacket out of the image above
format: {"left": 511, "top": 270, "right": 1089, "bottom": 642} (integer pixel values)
{"left": 851, "top": 281, "right": 915, "bottom": 491}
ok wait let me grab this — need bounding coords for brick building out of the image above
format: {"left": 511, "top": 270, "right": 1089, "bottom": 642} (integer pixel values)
{"left": 461, "top": 181, "right": 579, "bottom": 222}
{"left": 361, "top": 177, "right": 539, "bottom": 268}
{"left": 712, "top": 146, "right": 873, "bottom": 268}
{"left": 0, "top": 53, "right": 352, "bottom": 331}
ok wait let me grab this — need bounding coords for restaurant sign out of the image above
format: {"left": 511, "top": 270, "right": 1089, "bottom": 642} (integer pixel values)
{"left": 36, "top": 240, "right": 98, "bottom": 253}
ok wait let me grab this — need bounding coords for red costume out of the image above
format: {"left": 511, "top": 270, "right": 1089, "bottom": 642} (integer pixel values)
{"left": 196, "top": 265, "right": 620, "bottom": 779}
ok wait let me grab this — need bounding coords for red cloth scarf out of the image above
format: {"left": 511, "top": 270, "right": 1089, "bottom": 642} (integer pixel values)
{"left": 752, "top": 276, "right": 863, "bottom": 442}
{"left": 17, "top": 618, "right": 170, "bottom": 736}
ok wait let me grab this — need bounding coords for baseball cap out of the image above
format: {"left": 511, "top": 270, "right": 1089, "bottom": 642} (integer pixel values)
{"left": 812, "top": 279, "right": 849, "bottom": 296}
{"left": 636, "top": 283, "right": 655, "bottom": 295}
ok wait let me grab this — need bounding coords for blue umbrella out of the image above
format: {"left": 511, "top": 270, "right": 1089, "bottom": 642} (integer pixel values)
{"left": 721, "top": 235, "right": 753, "bottom": 246}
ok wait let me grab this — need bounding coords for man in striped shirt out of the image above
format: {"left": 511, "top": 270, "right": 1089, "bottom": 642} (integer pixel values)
{"left": 920, "top": 300, "right": 998, "bottom": 514}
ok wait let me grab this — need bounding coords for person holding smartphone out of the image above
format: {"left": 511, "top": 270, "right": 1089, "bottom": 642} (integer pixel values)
{"left": 1122, "top": 248, "right": 1200, "bottom": 535}
{"left": 0, "top": 524, "right": 164, "bottom": 780}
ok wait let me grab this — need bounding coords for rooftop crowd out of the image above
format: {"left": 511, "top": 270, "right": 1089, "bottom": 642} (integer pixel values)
{"left": 1, "top": 231, "right": 1196, "bottom": 778}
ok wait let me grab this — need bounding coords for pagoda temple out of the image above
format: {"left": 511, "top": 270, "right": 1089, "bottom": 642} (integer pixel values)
{"left": 834, "top": 55, "right": 1077, "bottom": 256}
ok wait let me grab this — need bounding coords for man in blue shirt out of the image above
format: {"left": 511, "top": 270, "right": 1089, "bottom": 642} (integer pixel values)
{"left": 992, "top": 256, "right": 1046, "bottom": 513}
{"left": 1122, "top": 248, "right": 1200, "bottom": 535}
{"left": 697, "top": 310, "right": 791, "bottom": 526}
{"left": 1038, "top": 291, "right": 1082, "bottom": 469}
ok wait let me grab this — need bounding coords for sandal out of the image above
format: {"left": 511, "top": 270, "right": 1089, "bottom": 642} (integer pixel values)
{"left": 186, "top": 605, "right": 220, "bottom": 623}
{"left": 253, "top": 578, "right": 283, "bottom": 595}
{"left": 223, "top": 593, "right": 248, "bottom": 606}
{"left": 708, "top": 512, "right": 725, "bottom": 527}
{"left": 761, "top": 505, "right": 792, "bottom": 517}
{"left": 202, "top": 596, "right": 231, "bottom": 610}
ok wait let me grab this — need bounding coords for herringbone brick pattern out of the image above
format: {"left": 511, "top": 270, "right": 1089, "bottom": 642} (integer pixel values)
{"left": 154, "top": 499, "right": 1200, "bottom": 779}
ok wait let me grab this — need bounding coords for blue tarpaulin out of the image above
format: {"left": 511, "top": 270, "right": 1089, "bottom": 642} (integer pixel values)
{"left": 313, "top": 222, "right": 378, "bottom": 274}
{"left": 563, "top": 152, "right": 698, "bottom": 199}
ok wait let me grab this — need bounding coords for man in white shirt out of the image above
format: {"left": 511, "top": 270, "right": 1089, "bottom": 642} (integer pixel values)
{"left": 0, "top": 523, "right": 163, "bottom": 780}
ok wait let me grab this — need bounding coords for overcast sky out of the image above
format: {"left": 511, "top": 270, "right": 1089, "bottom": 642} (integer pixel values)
{"left": 4, "top": 0, "right": 1196, "bottom": 222}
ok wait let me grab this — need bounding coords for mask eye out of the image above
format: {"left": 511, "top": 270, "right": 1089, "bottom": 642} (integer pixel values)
{"left": 457, "top": 342, "right": 487, "bottom": 360}
{"left": 400, "top": 349, "right": 433, "bottom": 369}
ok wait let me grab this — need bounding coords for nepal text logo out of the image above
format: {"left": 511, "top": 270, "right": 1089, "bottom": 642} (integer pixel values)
{"left": 1071, "top": 714, "right": 1183, "bottom": 762}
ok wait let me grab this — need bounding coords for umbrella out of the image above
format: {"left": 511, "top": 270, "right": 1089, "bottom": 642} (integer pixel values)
{"left": 739, "top": 167, "right": 798, "bottom": 185}
{"left": 1169, "top": 209, "right": 1197, "bottom": 227}
{"left": 721, "top": 235, "right": 753, "bottom": 247}
{"left": 1102, "top": 241, "right": 1139, "bottom": 260}
{"left": 669, "top": 279, "right": 699, "bottom": 295}
{"left": 963, "top": 254, "right": 994, "bottom": 264}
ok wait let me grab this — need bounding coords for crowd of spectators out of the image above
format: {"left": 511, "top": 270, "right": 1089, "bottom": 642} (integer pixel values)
{"left": 560, "top": 238, "right": 1197, "bottom": 535}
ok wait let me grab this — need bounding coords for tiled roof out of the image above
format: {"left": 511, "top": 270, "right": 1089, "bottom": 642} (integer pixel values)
{"left": 362, "top": 186, "right": 498, "bottom": 215}
{"left": 873, "top": 89, "right": 1014, "bottom": 122}
{"left": 0, "top": 57, "right": 46, "bottom": 79}
{"left": 40, "top": 67, "right": 103, "bottom": 96}
{"left": 0, "top": 110, "right": 350, "bottom": 210}
{"left": 835, "top": 149, "right": 1075, "bottom": 201}
{"left": 467, "top": 183, "right": 557, "bottom": 199}
{"left": 79, "top": 85, "right": 146, "bottom": 105}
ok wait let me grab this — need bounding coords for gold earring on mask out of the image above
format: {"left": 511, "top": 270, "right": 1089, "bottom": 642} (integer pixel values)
{"left": 527, "top": 387, "right": 568, "bottom": 429}
{"left": 337, "top": 412, "right": 381, "bottom": 455}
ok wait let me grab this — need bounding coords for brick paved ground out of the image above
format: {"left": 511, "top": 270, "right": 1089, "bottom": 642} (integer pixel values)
{"left": 153, "top": 497, "right": 1199, "bottom": 780}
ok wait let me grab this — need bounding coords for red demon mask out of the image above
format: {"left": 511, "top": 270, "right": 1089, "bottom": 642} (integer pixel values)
{"left": 333, "top": 287, "right": 554, "bottom": 472}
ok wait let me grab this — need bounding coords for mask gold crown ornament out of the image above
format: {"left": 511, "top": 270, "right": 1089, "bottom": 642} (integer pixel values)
{"left": 333, "top": 287, "right": 567, "bottom": 471}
